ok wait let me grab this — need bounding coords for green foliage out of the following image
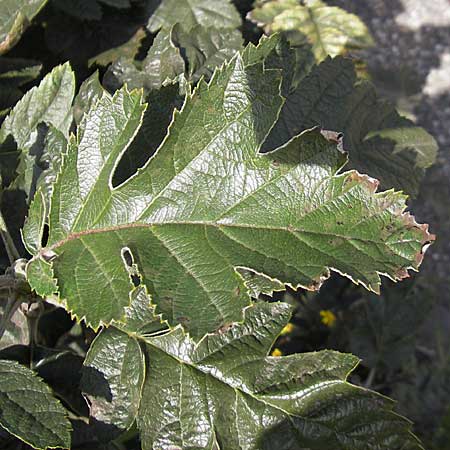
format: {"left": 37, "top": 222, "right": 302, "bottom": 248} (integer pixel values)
{"left": 0, "top": 359, "right": 71, "bottom": 449}
{"left": 84, "top": 294, "right": 423, "bottom": 449}
{"left": 249, "top": 0, "right": 374, "bottom": 62}
{"left": 0, "top": 0, "right": 48, "bottom": 54}
{"left": 0, "top": 0, "right": 441, "bottom": 449}
{"left": 147, "top": 0, "right": 242, "bottom": 33}
{"left": 25, "top": 53, "right": 432, "bottom": 337}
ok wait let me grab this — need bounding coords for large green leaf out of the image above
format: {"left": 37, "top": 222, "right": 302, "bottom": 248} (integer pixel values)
{"left": 24, "top": 44, "right": 433, "bottom": 337}
{"left": 249, "top": 0, "right": 373, "bottom": 62}
{"left": 147, "top": 0, "right": 242, "bottom": 33}
{"left": 263, "top": 56, "right": 438, "bottom": 195}
{"left": 0, "top": 359, "right": 71, "bottom": 449}
{"left": 0, "top": 0, "right": 48, "bottom": 54}
{"left": 82, "top": 296, "right": 423, "bottom": 449}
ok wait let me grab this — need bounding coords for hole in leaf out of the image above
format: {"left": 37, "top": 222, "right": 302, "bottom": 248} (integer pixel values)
{"left": 120, "top": 247, "right": 141, "bottom": 287}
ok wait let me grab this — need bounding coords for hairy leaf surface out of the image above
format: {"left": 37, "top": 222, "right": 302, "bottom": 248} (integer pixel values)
{"left": 249, "top": 0, "right": 373, "bottom": 61}
{"left": 82, "top": 297, "right": 423, "bottom": 449}
{"left": 24, "top": 48, "right": 433, "bottom": 337}
{"left": 0, "top": 359, "right": 71, "bottom": 450}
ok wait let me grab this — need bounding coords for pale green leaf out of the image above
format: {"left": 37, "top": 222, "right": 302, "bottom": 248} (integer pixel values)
{"left": 0, "top": 359, "right": 71, "bottom": 450}
{"left": 73, "top": 71, "right": 105, "bottom": 125}
{"left": 83, "top": 300, "right": 423, "bottom": 449}
{"left": 249, "top": 0, "right": 374, "bottom": 61}
{"left": 22, "top": 187, "right": 46, "bottom": 254}
{"left": 0, "top": 63, "right": 75, "bottom": 201}
{"left": 25, "top": 47, "right": 433, "bottom": 337}
{"left": 0, "top": 0, "right": 48, "bottom": 54}
{"left": 147, "top": 0, "right": 241, "bottom": 32}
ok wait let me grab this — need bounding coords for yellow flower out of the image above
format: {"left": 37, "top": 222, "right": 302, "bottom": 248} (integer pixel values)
{"left": 320, "top": 310, "right": 337, "bottom": 327}
{"left": 271, "top": 348, "right": 283, "bottom": 357}
{"left": 280, "top": 322, "right": 295, "bottom": 336}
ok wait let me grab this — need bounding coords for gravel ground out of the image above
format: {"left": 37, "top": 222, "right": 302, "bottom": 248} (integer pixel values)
{"left": 327, "top": 0, "right": 450, "bottom": 294}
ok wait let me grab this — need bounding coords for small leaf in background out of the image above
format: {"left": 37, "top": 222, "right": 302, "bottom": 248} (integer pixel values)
{"left": 105, "top": 24, "right": 243, "bottom": 93}
{"left": 0, "top": 0, "right": 48, "bottom": 55}
{"left": 147, "top": 0, "right": 242, "bottom": 33}
{"left": 0, "top": 359, "right": 71, "bottom": 450}
{"left": 0, "top": 62, "right": 75, "bottom": 199}
{"left": 171, "top": 24, "right": 243, "bottom": 82}
{"left": 249, "top": 0, "right": 374, "bottom": 62}
{"left": 0, "top": 303, "right": 29, "bottom": 350}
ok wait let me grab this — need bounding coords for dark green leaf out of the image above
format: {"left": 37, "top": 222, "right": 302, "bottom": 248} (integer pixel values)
{"left": 0, "top": 359, "right": 71, "bottom": 449}
{"left": 171, "top": 23, "right": 243, "bottom": 82}
{"left": 264, "top": 56, "right": 438, "bottom": 195}
{"left": 84, "top": 299, "right": 423, "bottom": 450}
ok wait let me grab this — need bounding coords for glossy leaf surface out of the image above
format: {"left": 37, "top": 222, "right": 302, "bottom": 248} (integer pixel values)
{"left": 25, "top": 48, "right": 433, "bottom": 337}
{"left": 0, "top": 63, "right": 75, "bottom": 199}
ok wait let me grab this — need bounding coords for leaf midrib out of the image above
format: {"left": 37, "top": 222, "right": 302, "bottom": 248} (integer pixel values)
{"left": 41, "top": 219, "right": 403, "bottom": 254}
